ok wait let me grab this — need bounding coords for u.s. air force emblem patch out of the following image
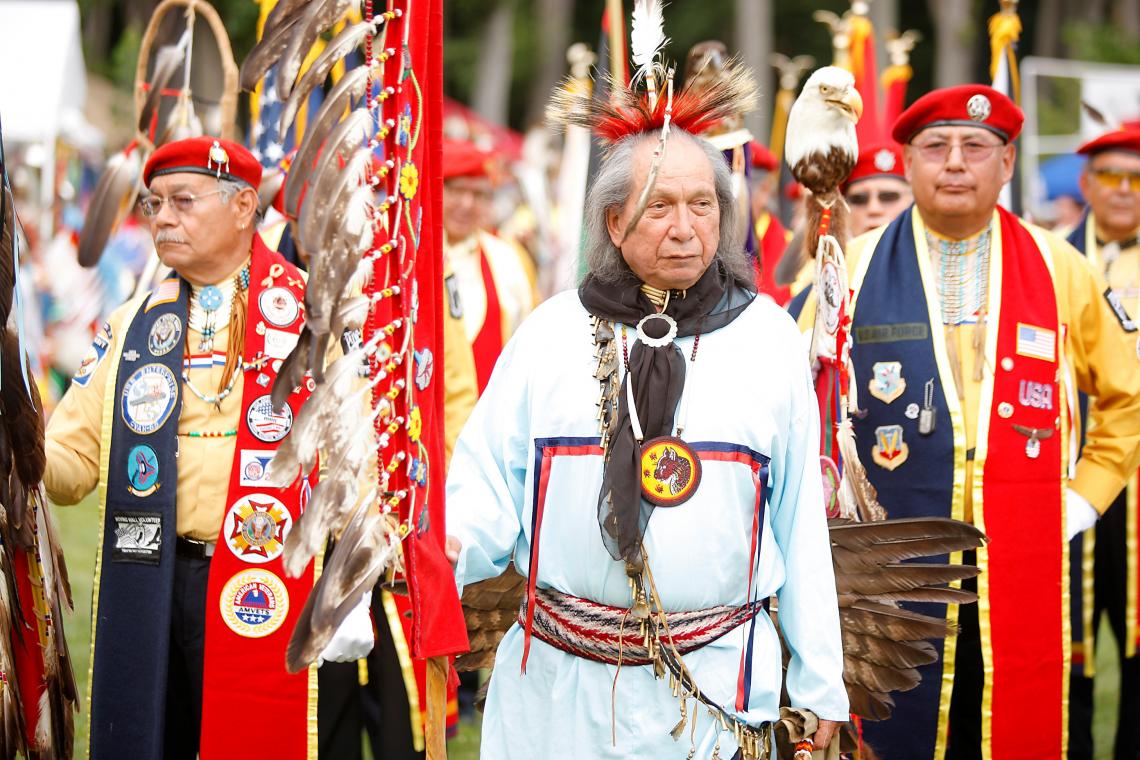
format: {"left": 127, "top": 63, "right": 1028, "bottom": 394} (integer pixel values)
{"left": 219, "top": 568, "right": 289, "bottom": 638}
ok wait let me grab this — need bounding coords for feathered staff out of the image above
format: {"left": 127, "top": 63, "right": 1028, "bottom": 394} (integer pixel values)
{"left": 243, "top": 5, "right": 465, "bottom": 759}
{"left": 78, "top": 0, "right": 239, "bottom": 268}
{"left": 783, "top": 66, "right": 872, "bottom": 520}
{"left": 0, "top": 114, "right": 77, "bottom": 760}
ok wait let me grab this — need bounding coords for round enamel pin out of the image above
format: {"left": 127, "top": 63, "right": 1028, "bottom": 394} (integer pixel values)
{"left": 126, "top": 444, "right": 160, "bottom": 497}
{"left": 223, "top": 493, "right": 292, "bottom": 564}
{"left": 258, "top": 287, "right": 300, "bottom": 327}
{"left": 640, "top": 436, "right": 701, "bottom": 506}
{"left": 121, "top": 363, "right": 179, "bottom": 434}
{"left": 219, "top": 569, "right": 289, "bottom": 638}
{"left": 148, "top": 313, "right": 183, "bottom": 357}
{"left": 246, "top": 394, "right": 293, "bottom": 442}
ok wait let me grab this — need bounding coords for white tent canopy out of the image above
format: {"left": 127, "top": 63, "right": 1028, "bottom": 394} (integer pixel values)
{"left": 0, "top": 0, "right": 87, "bottom": 144}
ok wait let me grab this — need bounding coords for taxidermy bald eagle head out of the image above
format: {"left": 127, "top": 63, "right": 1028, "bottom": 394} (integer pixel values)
{"left": 785, "top": 66, "right": 863, "bottom": 257}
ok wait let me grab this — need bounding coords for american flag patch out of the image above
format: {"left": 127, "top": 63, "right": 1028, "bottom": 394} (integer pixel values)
{"left": 1015, "top": 323, "right": 1056, "bottom": 362}
{"left": 145, "top": 278, "right": 181, "bottom": 312}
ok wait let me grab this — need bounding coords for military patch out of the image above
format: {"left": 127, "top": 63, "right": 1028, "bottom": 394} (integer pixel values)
{"left": 148, "top": 313, "right": 183, "bottom": 357}
{"left": 872, "top": 425, "right": 909, "bottom": 470}
{"left": 239, "top": 450, "right": 276, "bottom": 487}
{"left": 223, "top": 493, "right": 292, "bottom": 564}
{"left": 1105, "top": 288, "right": 1138, "bottom": 332}
{"left": 414, "top": 347, "right": 434, "bottom": 390}
{"left": 145, "top": 278, "right": 181, "bottom": 312}
{"left": 869, "top": 361, "right": 906, "bottom": 404}
{"left": 640, "top": 437, "right": 701, "bottom": 506}
{"left": 126, "top": 444, "right": 160, "bottom": 497}
{"left": 1015, "top": 323, "right": 1057, "bottom": 362}
{"left": 258, "top": 287, "right": 300, "bottom": 328}
{"left": 72, "top": 322, "right": 112, "bottom": 387}
{"left": 111, "top": 510, "right": 162, "bottom": 564}
{"left": 246, "top": 394, "right": 293, "bottom": 443}
{"left": 219, "top": 569, "right": 289, "bottom": 638}
{"left": 852, "top": 323, "right": 929, "bottom": 344}
{"left": 444, "top": 273, "right": 463, "bottom": 319}
{"left": 121, "top": 363, "right": 179, "bottom": 434}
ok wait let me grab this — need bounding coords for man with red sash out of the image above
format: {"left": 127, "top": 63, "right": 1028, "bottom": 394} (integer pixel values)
{"left": 749, "top": 141, "right": 793, "bottom": 304}
{"left": 797, "top": 86, "right": 1140, "bottom": 759}
{"left": 442, "top": 138, "right": 534, "bottom": 393}
{"left": 1066, "top": 125, "right": 1140, "bottom": 760}
{"left": 44, "top": 137, "right": 368, "bottom": 759}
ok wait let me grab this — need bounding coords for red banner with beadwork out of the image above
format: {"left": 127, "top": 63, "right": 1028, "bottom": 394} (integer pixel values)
{"left": 365, "top": 0, "right": 467, "bottom": 659}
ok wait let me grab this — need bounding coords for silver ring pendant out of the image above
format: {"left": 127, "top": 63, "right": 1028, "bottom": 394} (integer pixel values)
{"left": 636, "top": 313, "right": 678, "bottom": 348}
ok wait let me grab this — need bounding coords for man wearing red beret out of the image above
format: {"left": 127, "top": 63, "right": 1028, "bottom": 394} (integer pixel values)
{"left": 43, "top": 137, "right": 369, "bottom": 758}
{"left": 1066, "top": 125, "right": 1140, "bottom": 760}
{"left": 441, "top": 138, "right": 534, "bottom": 393}
{"left": 799, "top": 85, "right": 1140, "bottom": 759}
{"left": 842, "top": 140, "right": 912, "bottom": 237}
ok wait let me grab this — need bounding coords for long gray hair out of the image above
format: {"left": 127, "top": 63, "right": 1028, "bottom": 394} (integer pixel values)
{"left": 581, "top": 130, "right": 752, "bottom": 285}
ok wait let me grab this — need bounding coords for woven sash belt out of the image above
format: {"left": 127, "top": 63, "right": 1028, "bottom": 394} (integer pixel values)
{"left": 520, "top": 586, "right": 766, "bottom": 666}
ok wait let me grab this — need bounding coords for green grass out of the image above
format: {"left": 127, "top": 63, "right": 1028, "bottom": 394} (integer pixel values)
{"left": 52, "top": 496, "right": 1118, "bottom": 758}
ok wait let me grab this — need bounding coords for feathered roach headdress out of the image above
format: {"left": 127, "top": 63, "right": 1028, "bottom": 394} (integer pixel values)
{"left": 546, "top": 0, "right": 757, "bottom": 239}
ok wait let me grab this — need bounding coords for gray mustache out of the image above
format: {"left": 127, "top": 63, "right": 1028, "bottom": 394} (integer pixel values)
{"left": 154, "top": 231, "right": 188, "bottom": 245}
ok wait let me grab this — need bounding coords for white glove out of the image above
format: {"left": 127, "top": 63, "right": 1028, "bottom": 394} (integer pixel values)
{"left": 1066, "top": 488, "right": 1099, "bottom": 541}
{"left": 317, "top": 591, "right": 375, "bottom": 665}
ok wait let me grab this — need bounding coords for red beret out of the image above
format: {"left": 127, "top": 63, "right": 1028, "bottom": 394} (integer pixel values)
{"left": 1077, "top": 127, "right": 1140, "bottom": 158}
{"left": 442, "top": 139, "right": 492, "bottom": 180}
{"left": 843, "top": 141, "right": 906, "bottom": 192}
{"left": 144, "top": 136, "right": 262, "bottom": 189}
{"left": 748, "top": 140, "right": 778, "bottom": 172}
{"left": 892, "top": 85, "right": 1024, "bottom": 144}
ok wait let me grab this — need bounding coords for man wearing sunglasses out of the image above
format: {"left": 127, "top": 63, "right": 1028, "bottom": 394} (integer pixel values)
{"left": 797, "top": 85, "right": 1140, "bottom": 760}
{"left": 842, "top": 140, "right": 912, "bottom": 237}
{"left": 1067, "top": 125, "right": 1140, "bottom": 760}
{"left": 43, "top": 136, "right": 371, "bottom": 758}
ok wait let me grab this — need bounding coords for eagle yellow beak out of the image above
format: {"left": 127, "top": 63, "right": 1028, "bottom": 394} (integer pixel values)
{"left": 828, "top": 87, "right": 864, "bottom": 123}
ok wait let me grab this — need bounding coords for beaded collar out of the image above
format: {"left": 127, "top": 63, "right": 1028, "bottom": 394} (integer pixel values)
{"left": 926, "top": 224, "right": 992, "bottom": 326}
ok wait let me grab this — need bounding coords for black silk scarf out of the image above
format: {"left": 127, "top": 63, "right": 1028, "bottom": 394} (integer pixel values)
{"left": 579, "top": 259, "right": 754, "bottom": 565}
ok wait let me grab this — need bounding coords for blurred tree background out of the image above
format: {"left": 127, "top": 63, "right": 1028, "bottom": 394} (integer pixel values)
{"left": 77, "top": 0, "right": 1140, "bottom": 141}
